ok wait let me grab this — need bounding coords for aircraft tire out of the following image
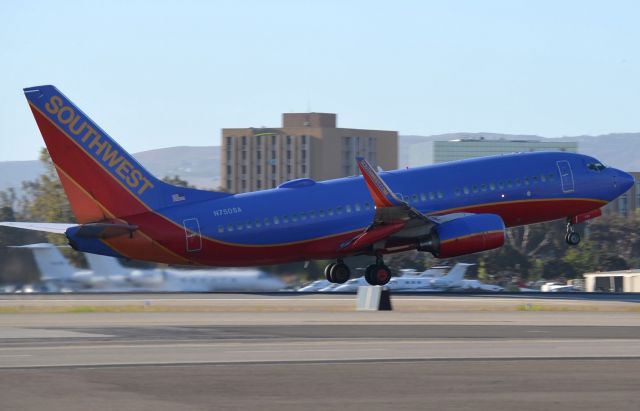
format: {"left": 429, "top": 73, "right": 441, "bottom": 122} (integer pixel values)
{"left": 364, "top": 265, "right": 377, "bottom": 285}
{"left": 330, "top": 263, "right": 350, "bottom": 284}
{"left": 324, "top": 263, "right": 337, "bottom": 282}
{"left": 566, "top": 231, "right": 581, "bottom": 246}
{"left": 374, "top": 264, "right": 392, "bottom": 286}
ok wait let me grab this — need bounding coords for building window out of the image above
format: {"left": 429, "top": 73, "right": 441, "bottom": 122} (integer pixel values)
{"left": 241, "top": 136, "right": 246, "bottom": 145}
{"left": 226, "top": 136, "right": 232, "bottom": 146}
{"left": 271, "top": 135, "right": 276, "bottom": 145}
{"left": 271, "top": 150, "right": 276, "bottom": 159}
{"left": 287, "top": 150, "right": 291, "bottom": 160}
{"left": 302, "top": 165, "right": 307, "bottom": 174}
{"left": 226, "top": 165, "right": 231, "bottom": 175}
{"left": 287, "top": 165, "right": 291, "bottom": 174}
{"left": 257, "top": 165, "right": 261, "bottom": 175}
{"left": 242, "top": 165, "right": 246, "bottom": 174}
{"left": 301, "top": 135, "right": 307, "bottom": 144}
{"left": 272, "top": 180, "right": 276, "bottom": 188}
{"left": 242, "top": 151, "right": 246, "bottom": 160}
{"left": 286, "top": 135, "right": 291, "bottom": 144}
{"left": 257, "top": 180, "right": 262, "bottom": 189}
{"left": 226, "top": 180, "right": 232, "bottom": 189}
{"left": 256, "top": 135, "right": 261, "bottom": 145}
{"left": 241, "top": 180, "right": 246, "bottom": 190}
{"left": 257, "top": 151, "right": 262, "bottom": 160}
{"left": 271, "top": 165, "right": 276, "bottom": 174}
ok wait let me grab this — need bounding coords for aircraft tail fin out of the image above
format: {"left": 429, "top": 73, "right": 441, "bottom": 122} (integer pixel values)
{"left": 356, "top": 157, "right": 404, "bottom": 208}
{"left": 23, "top": 85, "right": 230, "bottom": 223}
{"left": 440, "top": 263, "right": 473, "bottom": 285}
{"left": 83, "top": 252, "right": 129, "bottom": 277}
{"left": 13, "top": 243, "right": 76, "bottom": 281}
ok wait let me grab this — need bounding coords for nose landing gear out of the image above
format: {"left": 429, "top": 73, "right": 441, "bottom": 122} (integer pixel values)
{"left": 565, "top": 221, "right": 581, "bottom": 246}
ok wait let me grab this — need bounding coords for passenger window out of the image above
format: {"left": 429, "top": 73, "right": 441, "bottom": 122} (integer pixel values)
{"left": 283, "top": 215, "right": 289, "bottom": 223}
{"left": 540, "top": 174, "right": 546, "bottom": 182}
{"left": 454, "top": 188, "right": 461, "bottom": 196}
{"left": 346, "top": 205, "right": 352, "bottom": 213}
{"left": 429, "top": 192, "right": 435, "bottom": 200}
{"left": 498, "top": 181, "right": 504, "bottom": 189}
{"left": 547, "top": 173, "right": 554, "bottom": 181}
{"left": 489, "top": 182, "right": 496, "bottom": 191}
{"left": 515, "top": 178, "right": 521, "bottom": 187}
{"left": 264, "top": 217, "right": 271, "bottom": 226}
{"left": 481, "top": 184, "right": 487, "bottom": 192}
{"left": 364, "top": 202, "right": 371, "bottom": 210}
{"left": 218, "top": 225, "right": 224, "bottom": 233}
{"left": 236, "top": 223, "right": 244, "bottom": 231}
{"left": 412, "top": 194, "right": 418, "bottom": 203}
{"left": 420, "top": 193, "right": 427, "bottom": 202}
{"left": 246, "top": 221, "right": 253, "bottom": 229}
{"left": 472, "top": 185, "right": 478, "bottom": 193}
{"left": 291, "top": 214, "right": 298, "bottom": 222}
{"left": 336, "top": 206, "right": 343, "bottom": 214}
{"left": 463, "top": 186, "right": 470, "bottom": 195}
{"left": 523, "top": 177, "right": 529, "bottom": 186}
{"left": 255, "top": 219, "right": 262, "bottom": 228}
{"left": 300, "top": 212, "right": 307, "bottom": 220}
{"left": 507, "top": 180, "right": 513, "bottom": 188}
{"left": 354, "top": 203, "right": 361, "bottom": 212}
{"left": 328, "top": 209, "right": 334, "bottom": 216}
{"left": 310, "top": 210, "right": 316, "bottom": 219}
{"left": 437, "top": 191, "right": 444, "bottom": 199}
{"left": 532, "top": 176, "right": 538, "bottom": 184}
{"left": 319, "top": 209, "right": 325, "bottom": 218}
{"left": 273, "top": 216, "right": 280, "bottom": 225}
{"left": 227, "top": 224, "right": 234, "bottom": 232}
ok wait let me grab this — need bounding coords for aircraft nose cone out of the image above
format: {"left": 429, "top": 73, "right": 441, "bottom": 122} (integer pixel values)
{"left": 618, "top": 170, "right": 635, "bottom": 193}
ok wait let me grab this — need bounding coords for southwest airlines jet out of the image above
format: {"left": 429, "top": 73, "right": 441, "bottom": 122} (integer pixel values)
{"left": 1, "top": 85, "right": 633, "bottom": 286}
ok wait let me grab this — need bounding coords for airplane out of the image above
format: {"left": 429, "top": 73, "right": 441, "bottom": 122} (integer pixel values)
{"left": 454, "top": 279, "right": 504, "bottom": 292}
{"left": 18, "top": 243, "right": 285, "bottom": 292}
{"left": 385, "top": 263, "right": 474, "bottom": 291}
{"left": 1, "top": 85, "right": 634, "bottom": 287}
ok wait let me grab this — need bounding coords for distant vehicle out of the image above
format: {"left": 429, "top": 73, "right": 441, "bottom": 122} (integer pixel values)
{"left": 2, "top": 85, "right": 633, "bottom": 288}
{"left": 540, "top": 282, "right": 581, "bottom": 292}
{"left": 19, "top": 243, "right": 285, "bottom": 292}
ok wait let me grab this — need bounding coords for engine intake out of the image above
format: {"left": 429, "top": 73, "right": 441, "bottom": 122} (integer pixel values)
{"left": 418, "top": 214, "right": 505, "bottom": 258}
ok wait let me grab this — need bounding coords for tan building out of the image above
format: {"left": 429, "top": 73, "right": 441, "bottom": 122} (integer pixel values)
{"left": 602, "top": 171, "right": 640, "bottom": 217}
{"left": 221, "top": 113, "right": 398, "bottom": 193}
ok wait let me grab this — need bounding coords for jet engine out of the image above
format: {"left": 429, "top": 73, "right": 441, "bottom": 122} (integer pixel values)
{"left": 418, "top": 214, "right": 505, "bottom": 258}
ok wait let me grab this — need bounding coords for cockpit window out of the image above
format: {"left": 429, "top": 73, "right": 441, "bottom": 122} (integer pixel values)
{"left": 587, "top": 162, "right": 606, "bottom": 172}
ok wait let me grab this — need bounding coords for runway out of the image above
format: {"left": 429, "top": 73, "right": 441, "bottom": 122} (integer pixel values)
{"left": 1, "top": 294, "right": 640, "bottom": 410}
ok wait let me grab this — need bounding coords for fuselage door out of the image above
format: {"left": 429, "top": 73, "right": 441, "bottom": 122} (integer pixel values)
{"left": 556, "top": 160, "right": 575, "bottom": 193}
{"left": 183, "top": 218, "right": 202, "bottom": 252}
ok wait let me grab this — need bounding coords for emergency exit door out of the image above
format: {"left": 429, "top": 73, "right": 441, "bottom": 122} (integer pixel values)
{"left": 183, "top": 218, "right": 202, "bottom": 252}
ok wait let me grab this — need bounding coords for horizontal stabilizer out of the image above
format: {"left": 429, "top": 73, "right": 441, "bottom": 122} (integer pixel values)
{"left": 0, "top": 222, "right": 76, "bottom": 234}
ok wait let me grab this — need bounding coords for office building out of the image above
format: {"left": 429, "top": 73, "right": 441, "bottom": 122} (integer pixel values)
{"left": 408, "top": 138, "right": 578, "bottom": 167}
{"left": 221, "top": 113, "right": 398, "bottom": 193}
{"left": 603, "top": 172, "right": 640, "bottom": 217}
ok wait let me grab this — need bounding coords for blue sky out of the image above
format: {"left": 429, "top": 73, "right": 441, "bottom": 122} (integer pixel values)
{"left": 1, "top": 0, "right": 638, "bottom": 161}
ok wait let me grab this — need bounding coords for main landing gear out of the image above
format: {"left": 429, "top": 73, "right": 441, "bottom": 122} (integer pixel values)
{"left": 324, "top": 256, "right": 393, "bottom": 286}
{"left": 565, "top": 221, "right": 581, "bottom": 246}
{"left": 364, "top": 256, "right": 392, "bottom": 286}
{"left": 324, "top": 259, "right": 351, "bottom": 284}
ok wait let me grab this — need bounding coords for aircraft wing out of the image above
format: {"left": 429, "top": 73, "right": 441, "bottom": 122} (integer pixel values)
{"left": 340, "top": 158, "right": 444, "bottom": 252}
{"left": 0, "top": 222, "right": 77, "bottom": 234}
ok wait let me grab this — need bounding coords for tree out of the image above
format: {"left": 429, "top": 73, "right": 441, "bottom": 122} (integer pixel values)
{"left": 162, "top": 175, "right": 193, "bottom": 188}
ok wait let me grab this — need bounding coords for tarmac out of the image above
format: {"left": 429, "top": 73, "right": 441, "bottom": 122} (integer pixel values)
{"left": 1, "top": 293, "right": 639, "bottom": 410}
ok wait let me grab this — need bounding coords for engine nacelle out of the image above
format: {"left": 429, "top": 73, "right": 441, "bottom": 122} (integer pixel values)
{"left": 418, "top": 214, "right": 505, "bottom": 258}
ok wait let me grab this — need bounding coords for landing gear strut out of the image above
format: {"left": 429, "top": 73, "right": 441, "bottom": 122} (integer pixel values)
{"left": 565, "top": 221, "right": 581, "bottom": 246}
{"left": 324, "top": 259, "right": 350, "bottom": 284}
{"left": 364, "top": 255, "right": 392, "bottom": 286}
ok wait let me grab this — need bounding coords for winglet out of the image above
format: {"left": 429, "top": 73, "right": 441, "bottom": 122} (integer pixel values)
{"left": 356, "top": 157, "right": 404, "bottom": 208}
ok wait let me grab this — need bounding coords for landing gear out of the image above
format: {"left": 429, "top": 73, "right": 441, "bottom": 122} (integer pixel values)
{"left": 565, "top": 222, "right": 581, "bottom": 246}
{"left": 364, "top": 256, "right": 392, "bottom": 286}
{"left": 324, "top": 260, "right": 350, "bottom": 284}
